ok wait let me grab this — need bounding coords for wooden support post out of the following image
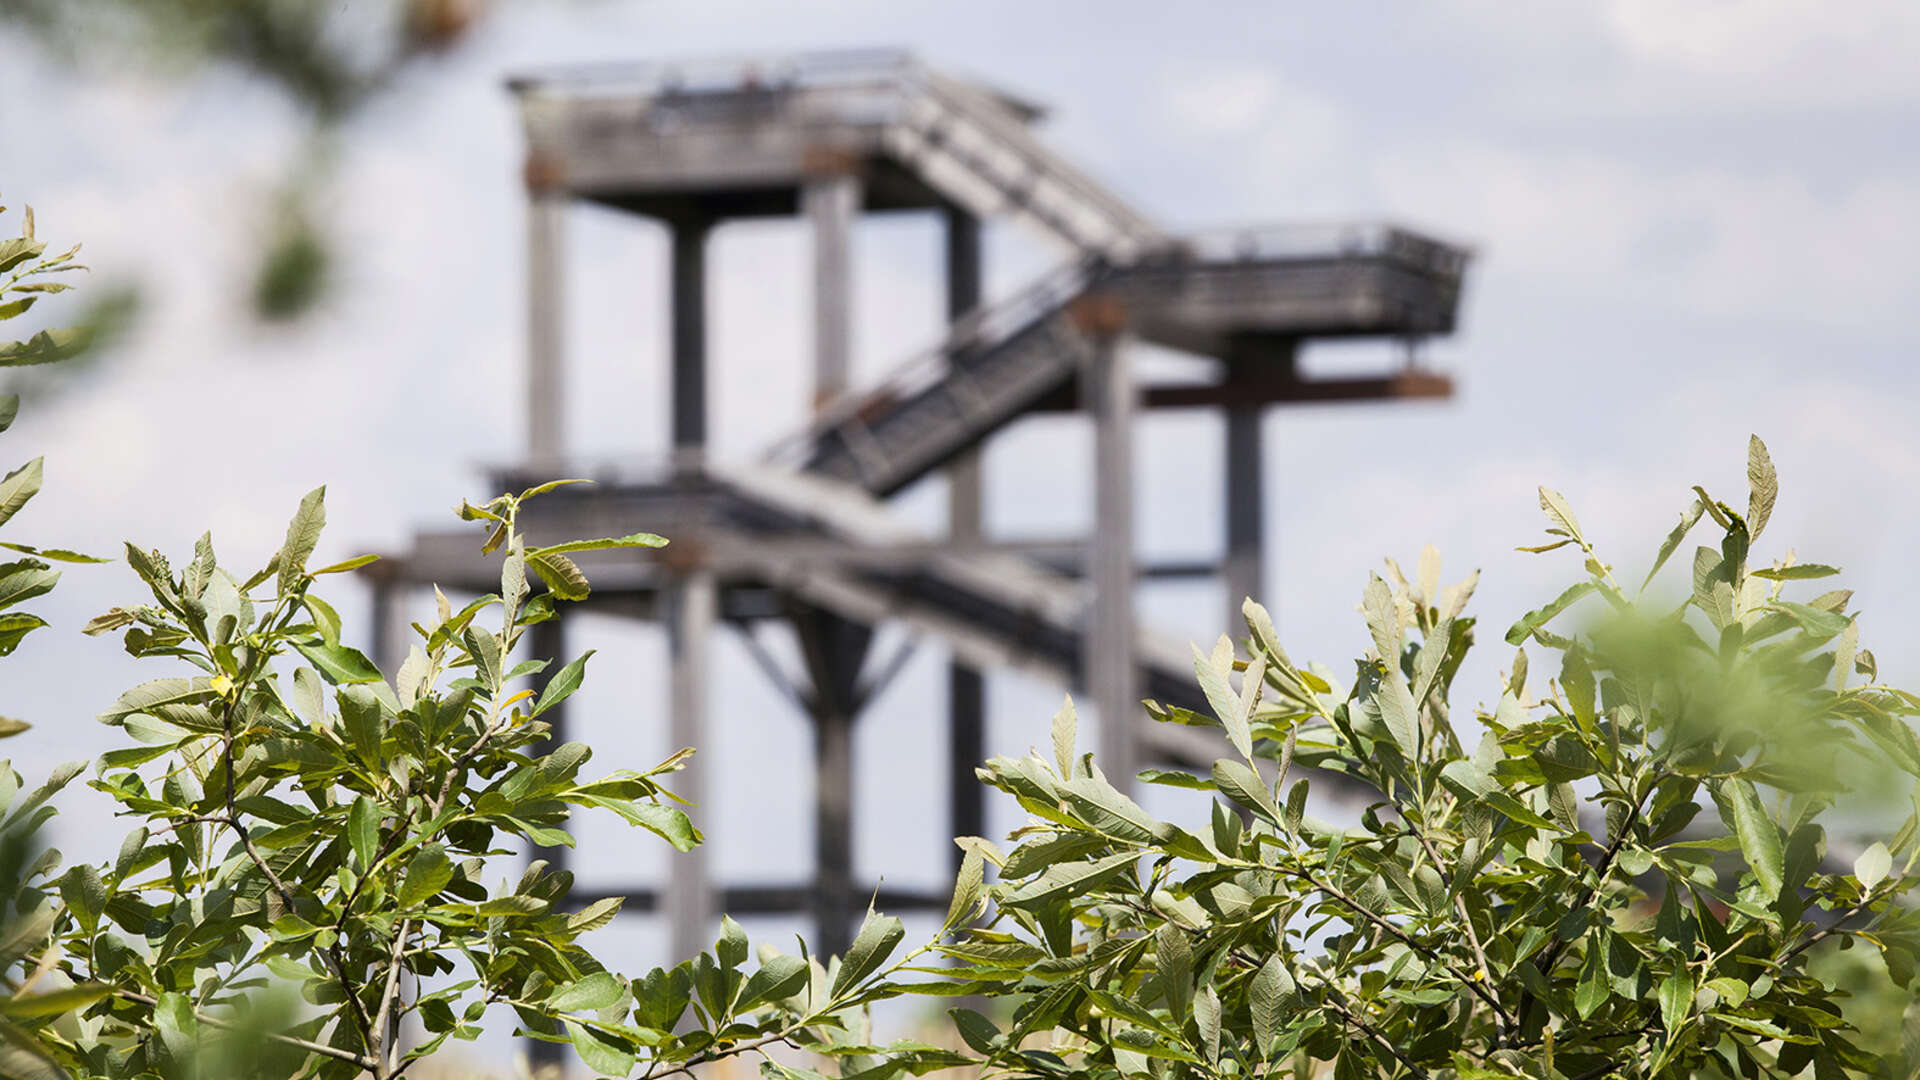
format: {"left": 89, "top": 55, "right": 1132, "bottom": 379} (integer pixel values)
{"left": 670, "top": 218, "right": 710, "bottom": 468}
{"left": 804, "top": 173, "right": 860, "bottom": 413}
{"left": 526, "top": 192, "right": 567, "bottom": 467}
{"left": 1223, "top": 402, "right": 1264, "bottom": 634}
{"left": 790, "top": 606, "right": 872, "bottom": 958}
{"left": 367, "top": 579, "right": 411, "bottom": 680}
{"left": 944, "top": 205, "right": 986, "bottom": 865}
{"left": 526, "top": 612, "right": 569, "bottom": 1071}
{"left": 813, "top": 701, "right": 855, "bottom": 957}
{"left": 666, "top": 570, "right": 716, "bottom": 964}
{"left": 1085, "top": 331, "right": 1139, "bottom": 793}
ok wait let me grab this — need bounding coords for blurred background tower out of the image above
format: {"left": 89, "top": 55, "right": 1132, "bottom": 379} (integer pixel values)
{"left": 366, "top": 47, "right": 1468, "bottom": 970}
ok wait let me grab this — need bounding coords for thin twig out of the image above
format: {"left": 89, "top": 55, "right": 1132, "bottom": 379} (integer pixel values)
{"left": 373, "top": 917, "right": 414, "bottom": 1076}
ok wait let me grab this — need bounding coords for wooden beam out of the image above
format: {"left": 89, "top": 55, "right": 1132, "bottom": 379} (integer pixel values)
{"left": 1029, "top": 371, "right": 1454, "bottom": 412}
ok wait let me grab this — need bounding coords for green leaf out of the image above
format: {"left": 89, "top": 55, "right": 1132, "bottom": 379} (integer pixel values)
{"left": 304, "top": 594, "right": 343, "bottom": 647}
{"left": 1643, "top": 500, "right": 1706, "bottom": 590}
{"left": 740, "top": 955, "right": 809, "bottom": 1009}
{"left": 1751, "top": 563, "right": 1840, "bottom": 581}
{"left": 564, "top": 1018, "right": 637, "bottom": 1076}
{"left": 473, "top": 895, "right": 547, "bottom": 916}
{"left": 397, "top": 845, "right": 455, "bottom": 908}
{"left": 1855, "top": 841, "right": 1892, "bottom": 890}
{"left": 1747, "top": 435, "right": 1776, "bottom": 542}
{"left": 1658, "top": 968, "right": 1694, "bottom": 1032}
{"left": 275, "top": 486, "right": 326, "bottom": 594}
{"left": 58, "top": 864, "right": 105, "bottom": 934}
{"left": 530, "top": 532, "right": 667, "bottom": 555}
{"left": 291, "top": 638, "right": 382, "bottom": 685}
{"left": 1505, "top": 581, "right": 1597, "bottom": 645}
{"left": 549, "top": 972, "right": 624, "bottom": 1012}
{"left": 567, "top": 897, "right": 623, "bottom": 934}
{"left": 1196, "top": 983, "right": 1222, "bottom": 1064}
{"left": 945, "top": 845, "right": 984, "bottom": 930}
{"left": 1372, "top": 664, "right": 1421, "bottom": 761}
{"left": 0, "top": 613, "right": 48, "bottom": 656}
{"left": 1539, "top": 486, "right": 1584, "bottom": 543}
{"left": 574, "top": 795, "right": 701, "bottom": 851}
{"left": 268, "top": 914, "right": 321, "bottom": 942}
{"left": 533, "top": 649, "right": 594, "bottom": 718}
{"left": 1704, "top": 977, "right": 1748, "bottom": 1009}
{"left": 1575, "top": 939, "right": 1609, "bottom": 1018}
{"left": 1250, "top": 955, "right": 1297, "bottom": 1058}
{"left": 0, "top": 458, "right": 42, "bottom": 530}
{"left": 463, "top": 627, "right": 502, "bottom": 691}
{"left": 348, "top": 795, "right": 379, "bottom": 870}
{"left": 1194, "top": 638, "right": 1247, "bottom": 759}
{"left": 0, "top": 982, "right": 113, "bottom": 1018}
{"left": 1362, "top": 573, "right": 1401, "bottom": 665}
{"left": 98, "top": 677, "right": 215, "bottom": 727}
{"left": 830, "top": 911, "right": 907, "bottom": 999}
{"left": 1001, "top": 851, "right": 1138, "bottom": 907}
{"left": 1719, "top": 778, "right": 1785, "bottom": 901}
{"left": 950, "top": 1008, "right": 1002, "bottom": 1054}
{"left": 309, "top": 553, "right": 379, "bottom": 575}
{"left": 1766, "top": 601, "right": 1850, "bottom": 640}
{"left": 1051, "top": 695, "right": 1076, "bottom": 777}
{"left": 1211, "top": 758, "right": 1280, "bottom": 825}
{"left": 528, "top": 550, "right": 590, "bottom": 601}
{"left": 0, "top": 560, "right": 59, "bottom": 614}
{"left": 0, "top": 542, "right": 106, "bottom": 563}
{"left": 152, "top": 991, "right": 197, "bottom": 1067}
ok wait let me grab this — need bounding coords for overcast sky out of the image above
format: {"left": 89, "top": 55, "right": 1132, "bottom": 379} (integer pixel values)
{"left": 4, "top": 0, "right": 1920, "bottom": 1018}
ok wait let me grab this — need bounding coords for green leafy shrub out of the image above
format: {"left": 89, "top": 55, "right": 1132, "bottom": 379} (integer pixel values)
{"left": 0, "top": 482, "right": 950, "bottom": 1079}
{"left": 935, "top": 438, "right": 1918, "bottom": 1080}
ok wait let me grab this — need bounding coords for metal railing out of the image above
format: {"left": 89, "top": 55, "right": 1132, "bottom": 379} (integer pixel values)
{"left": 760, "top": 253, "right": 1105, "bottom": 470}
{"left": 507, "top": 48, "right": 918, "bottom": 97}
{"left": 514, "top": 49, "right": 1165, "bottom": 257}
{"left": 1167, "top": 221, "right": 1472, "bottom": 278}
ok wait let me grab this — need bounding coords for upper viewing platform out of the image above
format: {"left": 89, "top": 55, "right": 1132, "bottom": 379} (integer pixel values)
{"left": 507, "top": 48, "right": 1166, "bottom": 259}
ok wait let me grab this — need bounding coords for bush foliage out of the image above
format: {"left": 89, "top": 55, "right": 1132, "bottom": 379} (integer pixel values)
{"left": 936, "top": 438, "right": 1920, "bottom": 1080}
{"left": 0, "top": 200, "right": 1912, "bottom": 1080}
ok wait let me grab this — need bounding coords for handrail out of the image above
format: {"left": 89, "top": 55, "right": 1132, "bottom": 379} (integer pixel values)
{"left": 514, "top": 51, "right": 1166, "bottom": 257}
{"left": 904, "top": 69, "right": 1165, "bottom": 251}
{"left": 507, "top": 48, "right": 916, "bottom": 96}
{"left": 760, "top": 254, "right": 1104, "bottom": 469}
{"left": 1167, "top": 221, "right": 1472, "bottom": 277}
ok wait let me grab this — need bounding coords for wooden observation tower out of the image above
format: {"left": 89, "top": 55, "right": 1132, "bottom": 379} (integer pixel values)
{"left": 365, "top": 48, "right": 1470, "bottom": 975}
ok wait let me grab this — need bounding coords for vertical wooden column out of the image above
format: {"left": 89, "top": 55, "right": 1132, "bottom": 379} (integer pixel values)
{"left": 1223, "top": 403, "right": 1265, "bottom": 633}
{"left": 665, "top": 569, "right": 716, "bottom": 963}
{"left": 791, "top": 608, "right": 872, "bottom": 959}
{"left": 944, "top": 206, "right": 986, "bottom": 863}
{"left": 1085, "top": 323, "right": 1139, "bottom": 793}
{"left": 525, "top": 191, "right": 567, "bottom": 467}
{"left": 670, "top": 217, "right": 710, "bottom": 469}
{"left": 802, "top": 165, "right": 866, "bottom": 955}
{"left": 1222, "top": 339, "right": 1289, "bottom": 635}
{"left": 804, "top": 172, "right": 861, "bottom": 412}
{"left": 367, "top": 578, "right": 411, "bottom": 680}
{"left": 526, "top": 612, "right": 569, "bottom": 1072}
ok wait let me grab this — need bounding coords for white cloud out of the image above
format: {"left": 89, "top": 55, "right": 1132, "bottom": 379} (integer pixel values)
{"left": 1601, "top": 0, "right": 1920, "bottom": 106}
